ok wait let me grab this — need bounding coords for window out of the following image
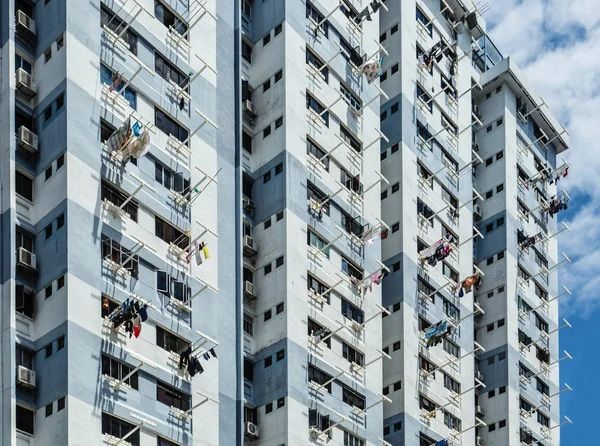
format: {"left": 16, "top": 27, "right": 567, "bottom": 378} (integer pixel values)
{"left": 277, "top": 397, "right": 285, "bottom": 408}
{"left": 496, "top": 184, "right": 504, "bottom": 193}
{"left": 394, "top": 422, "right": 401, "bottom": 432}
{"left": 242, "top": 130, "right": 252, "bottom": 153}
{"left": 101, "top": 6, "right": 138, "bottom": 54}
{"left": 277, "top": 210, "right": 284, "bottom": 221}
{"left": 393, "top": 303, "right": 401, "bottom": 312}
{"left": 380, "top": 111, "right": 387, "bottom": 121}
{"left": 263, "top": 33, "right": 271, "bottom": 46}
{"left": 308, "top": 318, "right": 330, "bottom": 348}
{"left": 45, "top": 285, "right": 52, "bottom": 299}
{"left": 263, "top": 171, "right": 271, "bottom": 183}
{"left": 16, "top": 405, "right": 34, "bottom": 435}
{"left": 308, "top": 275, "right": 330, "bottom": 303}
{"left": 537, "top": 412, "right": 550, "bottom": 428}
{"left": 243, "top": 314, "right": 254, "bottom": 336}
{"left": 381, "top": 190, "right": 388, "bottom": 200}
{"left": 264, "top": 356, "right": 272, "bottom": 368}
{"left": 384, "top": 426, "right": 390, "bottom": 436}
{"left": 16, "top": 345, "right": 34, "bottom": 369}
{"left": 497, "top": 118, "right": 503, "bottom": 126}
{"left": 443, "top": 338, "right": 460, "bottom": 358}
{"left": 102, "top": 413, "right": 139, "bottom": 446}
{"left": 56, "top": 34, "right": 64, "bottom": 50}
{"left": 276, "top": 256, "right": 284, "bottom": 268}
{"left": 417, "top": 84, "right": 432, "bottom": 113}
{"left": 392, "top": 223, "right": 399, "bottom": 233}
{"left": 342, "top": 386, "right": 365, "bottom": 410}
{"left": 306, "top": 92, "right": 329, "bottom": 126}
{"left": 102, "top": 355, "right": 139, "bottom": 389}
{"left": 157, "top": 438, "right": 178, "bottom": 446}
{"left": 57, "top": 336, "right": 65, "bottom": 350}
{"left": 156, "top": 271, "right": 191, "bottom": 302}
{"left": 341, "top": 299, "right": 364, "bottom": 324}
{"left": 309, "top": 364, "right": 333, "bottom": 393}
{"left": 340, "top": 125, "right": 361, "bottom": 152}
{"left": 308, "top": 230, "right": 330, "bottom": 258}
{"left": 443, "top": 411, "right": 461, "bottom": 431}
{"left": 264, "top": 218, "right": 271, "bottom": 229}
{"left": 391, "top": 23, "right": 398, "bottom": 34}
{"left": 275, "top": 350, "right": 285, "bottom": 362}
{"left": 263, "top": 125, "right": 271, "bottom": 138}
{"left": 380, "top": 32, "right": 387, "bottom": 42}
{"left": 444, "top": 373, "right": 460, "bottom": 393}
{"left": 46, "top": 403, "right": 53, "bottom": 417}
{"left": 44, "top": 167, "right": 52, "bottom": 181}
{"left": 242, "top": 40, "right": 252, "bottom": 63}
{"left": 489, "top": 423, "right": 496, "bottom": 432}
{"left": 15, "top": 171, "right": 33, "bottom": 202}
{"left": 263, "top": 79, "right": 271, "bottom": 92}
{"left": 101, "top": 180, "right": 138, "bottom": 222}
{"left": 342, "top": 342, "right": 364, "bottom": 366}
{"left": 15, "top": 285, "right": 34, "bottom": 318}
{"left": 154, "top": 0, "right": 188, "bottom": 35}
{"left": 275, "top": 23, "right": 282, "bottom": 35}
{"left": 275, "top": 117, "right": 283, "bottom": 129}
{"left": 442, "top": 263, "right": 458, "bottom": 282}
{"left": 498, "top": 351, "right": 506, "bottom": 361}
{"left": 307, "top": 138, "right": 329, "bottom": 171}
{"left": 155, "top": 108, "right": 188, "bottom": 143}
{"left": 276, "top": 302, "right": 284, "bottom": 314}
{"left": 341, "top": 84, "right": 362, "bottom": 111}
{"left": 156, "top": 326, "right": 189, "bottom": 354}
{"left": 497, "top": 318, "right": 505, "bottom": 328}
{"left": 416, "top": 7, "right": 432, "bottom": 36}
{"left": 488, "top": 356, "right": 495, "bottom": 365}
{"left": 264, "top": 264, "right": 272, "bottom": 275}
{"left": 380, "top": 71, "right": 388, "bottom": 82}
{"left": 342, "top": 257, "right": 363, "bottom": 281}
{"left": 487, "top": 257, "right": 494, "bottom": 266}
{"left": 499, "top": 419, "right": 506, "bottom": 428}
{"left": 419, "top": 394, "right": 436, "bottom": 413}
{"left": 393, "top": 342, "right": 401, "bottom": 351}
{"left": 487, "top": 324, "right": 494, "bottom": 332}
{"left": 155, "top": 216, "right": 189, "bottom": 249}
{"left": 499, "top": 386, "right": 506, "bottom": 394}
{"left": 45, "top": 343, "right": 53, "bottom": 358}
{"left": 264, "top": 310, "right": 272, "bottom": 322}
{"left": 488, "top": 389, "right": 495, "bottom": 398}
{"left": 157, "top": 381, "right": 190, "bottom": 411}
{"left": 536, "top": 378, "right": 549, "bottom": 396}
{"left": 154, "top": 158, "right": 190, "bottom": 193}
{"left": 306, "top": 3, "right": 329, "bottom": 37}
{"left": 534, "top": 313, "right": 549, "bottom": 333}
{"left": 44, "top": 47, "right": 52, "bottom": 63}
{"left": 306, "top": 47, "right": 328, "bottom": 82}
{"left": 344, "top": 431, "right": 365, "bottom": 446}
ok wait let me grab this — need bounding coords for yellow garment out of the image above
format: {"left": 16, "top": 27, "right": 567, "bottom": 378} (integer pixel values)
{"left": 202, "top": 245, "right": 210, "bottom": 259}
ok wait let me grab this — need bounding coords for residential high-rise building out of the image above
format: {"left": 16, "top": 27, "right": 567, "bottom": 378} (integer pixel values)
{"left": 240, "top": 1, "right": 386, "bottom": 445}
{"left": 378, "top": 1, "right": 571, "bottom": 446}
{"left": 0, "top": 0, "right": 572, "bottom": 445}
{"left": 2, "top": 0, "right": 237, "bottom": 445}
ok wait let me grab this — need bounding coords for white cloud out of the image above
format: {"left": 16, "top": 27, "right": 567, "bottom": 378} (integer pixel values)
{"left": 485, "top": 0, "right": 600, "bottom": 315}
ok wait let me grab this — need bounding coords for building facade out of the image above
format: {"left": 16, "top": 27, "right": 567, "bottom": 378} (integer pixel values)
{"left": 377, "top": 1, "right": 570, "bottom": 446}
{"left": 0, "top": 0, "right": 571, "bottom": 445}
{"left": 1, "top": 0, "right": 237, "bottom": 445}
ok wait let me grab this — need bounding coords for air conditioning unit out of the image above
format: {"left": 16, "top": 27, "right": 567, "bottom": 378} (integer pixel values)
{"left": 243, "top": 235, "right": 257, "bottom": 257}
{"left": 17, "top": 247, "right": 37, "bottom": 270}
{"left": 17, "top": 365, "right": 36, "bottom": 388}
{"left": 243, "top": 100, "right": 257, "bottom": 118}
{"left": 18, "top": 126, "right": 38, "bottom": 153}
{"left": 244, "top": 280, "right": 254, "bottom": 297}
{"left": 475, "top": 405, "right": 484, "bottom": 416}
{"left": 243, "top": 196, "right": 255, "bottom": 212}
{"left": 16, "top": 68, "right": 37, "bottom": 99}
{"left": 244, "top": 421, "right": 259, "bottom": 438}
{"left": 476, "top": 436, "right": 482, "bottom": 446}
{"left": 17, "top": 10, "right": 36, "bottom": 35}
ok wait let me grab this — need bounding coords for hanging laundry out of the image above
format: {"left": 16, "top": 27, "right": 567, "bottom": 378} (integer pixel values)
{"left": 179, "top": 97, "right": 185, "bottom": 111}
{"left": 362, "top": 277, "right": 373, "bottom": 297}
{"left": 107, "top": 117, "right": 132, "bottom": 154}
{"left": 109, "top": 72, "right": 123, "bottom": 93}
{"left": 138, "top": 304, "right": 148, "bottom": 322}
{"left": 372, "top": 271, "right": 385, "bottom": 285}
{"left": 202, "top": 243, "right": 210, "bottom": 259}
{"left": 203, "top": 353, "right": 210, "bottom": 361}
{"left": 133, "top": 325, "right": 141, "bottom": 338}
{"left": 209, "top": 348, "right": 217, "bottom": 358}
{"left": 179, "top": 346, "right": 192, "bottom": 369}
{"left": 362, "top": 54, "right": 384, "bottom": 84}
{"left": 195, "top": 242, "right": 203, "bottom": 265}
{"left": 425, "top": 320, "right": 452, "bottom": 348}
{"left": 132, "top": 121, "right": 142, "bottom": 137}
{"left": 380, "top": 229, "right": 389, "bottom": 240}
{"left": 420, "top": 239, "right": 444, "bottom": 259}
{"left": 188, "top": 356, "right": 203, "bottom": 377}
{"left": 133, "top": 314, "right": 141, "bottom": 338}
{"left": 124, "top": 128, "right": 151, "bottom": 161}
{"left": 435, "top": 440, "right": 449, "bottom": 446}
{"left": 460, "top": 274, "right": 480, "bottom": 294}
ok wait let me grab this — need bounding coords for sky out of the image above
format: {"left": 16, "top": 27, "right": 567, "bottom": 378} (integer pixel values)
{"left": 483, "top": 0, "right": 599, "bottom": 443}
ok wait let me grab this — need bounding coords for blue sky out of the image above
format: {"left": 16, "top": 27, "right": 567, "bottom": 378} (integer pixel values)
{"left": 485, "top": 0, "right": 599, "bottom": 443}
